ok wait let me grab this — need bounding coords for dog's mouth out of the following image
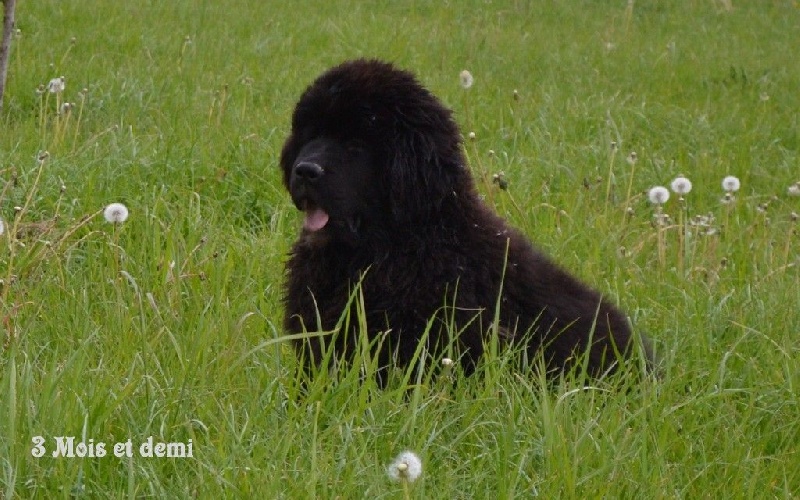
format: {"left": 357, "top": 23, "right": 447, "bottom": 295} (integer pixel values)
{"left": 292, "top": 193, "right": 363, "bottom": 241}
{"left": 300, "top": 200, "right": 330, "bottom": 232}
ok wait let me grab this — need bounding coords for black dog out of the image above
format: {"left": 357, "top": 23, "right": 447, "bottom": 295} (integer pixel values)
{"left": 280, "top": 59, "right": 651, "bottom": 382}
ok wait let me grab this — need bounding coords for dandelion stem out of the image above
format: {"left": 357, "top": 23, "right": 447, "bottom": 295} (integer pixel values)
{"left": 72, "top": 91, "right": 87, "bottom": 152}
{"left": 401, "top": 479, "right": 411, "bottom": 500}
{"left": 54, "top": 92, "right": 63, "bottom": 147}
{"left": 677, "top": 198, "right": 685, "bottom": 275}
{"left": 623, "top": 154, "right": 637, "bottom": 223}
{"left": 604, "top": 146, "right": 616, "bottom": 212}
{"left": 656, "top": 206, "right": 665, "bottom": 268}
{"left": 40, "top": 91, "right": 50, "bottom": 145}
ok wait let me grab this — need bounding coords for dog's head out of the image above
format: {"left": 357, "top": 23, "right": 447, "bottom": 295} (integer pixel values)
{"left": 280, "top": 59, "right": 469, "bottom": 245}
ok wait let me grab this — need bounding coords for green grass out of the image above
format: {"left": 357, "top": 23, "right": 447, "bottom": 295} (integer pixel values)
{"left": 1, "top": 0, "right": 799, "bottom": 497}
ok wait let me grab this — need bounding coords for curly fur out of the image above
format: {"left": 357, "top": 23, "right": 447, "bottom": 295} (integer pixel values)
{"left": 280, "top": 59, "right": 651, "bottom": 382}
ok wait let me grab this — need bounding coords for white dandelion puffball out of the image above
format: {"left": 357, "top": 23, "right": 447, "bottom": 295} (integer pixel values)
{"left": 47, "top": 76, "right": 65, "bottom": 94}
{"left": 722, "top": 175, "right": 741, "bottom": 193}
{"left": 0, "top": 217, "right": 4, "bottom": 236}
{"left": 670, "top": 176, "right": 692, "bottom": 195}
{"left": 459, "top": 69, "right": 474, "bottom": 89}
{"left": 104, "top": 203, "right": 129, "bottom": 223}
{"left": 387, "top": 451, "right": 422, "bottom": 483}
{"left": 787, "top": 183, "right": 800, "bottom": 197}
{"left": 648, "top": 186, "right": 670, "bottom": 205}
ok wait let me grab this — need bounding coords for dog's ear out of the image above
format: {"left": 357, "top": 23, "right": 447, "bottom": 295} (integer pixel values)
{"left": 387, "top": 104, "right": 467, "bottom": 224}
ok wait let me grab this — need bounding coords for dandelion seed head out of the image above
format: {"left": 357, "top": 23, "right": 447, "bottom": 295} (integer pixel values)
{"left": 387, "top": 451, "right": 422, "bottom": 483}
{"left": 104, "top": 203, "right": 129, "bottom": 224}
{"left": 0, "top": 218, "right": 4, "bottom": 236}
{"left": 788, "top": 183, "right": 800, "bottom": 197}
{"left": 648, "top": 186, "right": 670, "bottom": 205}
{"left": 670, "top": 176, "right": 692, "bottom": 195}
{"left": 47, "top": 76, "right": 65, "bottom": 94}
{"left": 442, "top": 358, "right": 454, "bottom": 367}
{"left": 459, "top": 70, "right": 474, "bottom": 89}
{"left": 468, "top": 131, "right": 476, "bottom": 141}
{"left": 722, "top": 175, "right": 741, "bottom": 193}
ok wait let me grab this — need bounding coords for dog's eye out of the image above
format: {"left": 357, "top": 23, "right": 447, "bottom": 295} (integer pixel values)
{"left": 357, "top": 103, "right": 378, "bottom": 128}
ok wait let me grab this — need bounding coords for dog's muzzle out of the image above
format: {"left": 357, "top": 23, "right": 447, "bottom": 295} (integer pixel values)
{"left": 290, "top": 161, "right": 329, "bottom": 232}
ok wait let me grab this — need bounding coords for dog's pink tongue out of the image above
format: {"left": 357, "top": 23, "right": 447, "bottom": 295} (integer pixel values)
{"left": 303, "top": 208, "right": 329, "bottom": 232}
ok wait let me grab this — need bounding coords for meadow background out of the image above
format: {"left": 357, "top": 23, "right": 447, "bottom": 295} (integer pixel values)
{"left": 1, "top": 0, "right": 799, "bottom": 497}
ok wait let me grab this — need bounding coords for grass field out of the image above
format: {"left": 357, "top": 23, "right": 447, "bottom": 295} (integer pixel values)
{"left": 1, "top": 0, "right": 799, "bottom": 497}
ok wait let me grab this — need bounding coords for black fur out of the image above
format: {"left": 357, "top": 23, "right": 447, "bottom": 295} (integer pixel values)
{"left": 280, "top": 59, "right": 651, "bottom": 382}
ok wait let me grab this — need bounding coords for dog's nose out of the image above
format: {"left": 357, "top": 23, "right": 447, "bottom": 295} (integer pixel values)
{"left": 293, "top": 161, "right": 324, "bottom": 182}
